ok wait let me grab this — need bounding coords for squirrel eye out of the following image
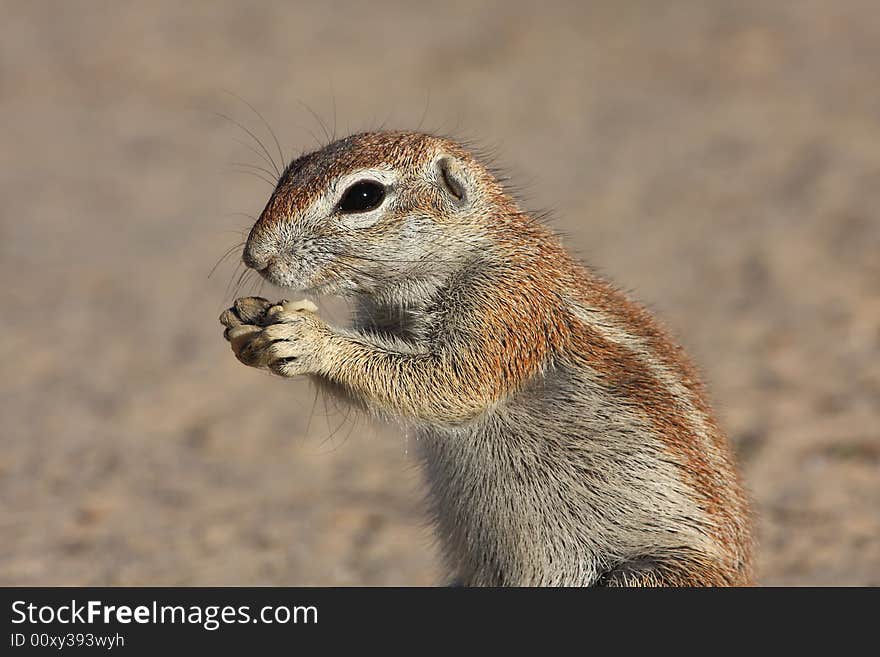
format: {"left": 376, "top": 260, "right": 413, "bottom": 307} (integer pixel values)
{"left": 337, "top": 180, "right": 386, "bottom": 214}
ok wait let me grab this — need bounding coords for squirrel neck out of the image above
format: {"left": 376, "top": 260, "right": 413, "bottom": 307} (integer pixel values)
{"left": 351, "top": 217, "right": 575, "bottom": 353}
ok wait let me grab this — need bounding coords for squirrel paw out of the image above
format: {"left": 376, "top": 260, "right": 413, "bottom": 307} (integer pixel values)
{"left": 219, "top": 296, "right": 274, "bottom": 332}
{"left": 220, "top": 296, "right": 326, "bottom": 375}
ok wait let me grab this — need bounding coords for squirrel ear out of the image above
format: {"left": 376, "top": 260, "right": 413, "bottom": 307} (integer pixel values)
{"left": 435, "top": 155, "right": 469, "bottom": 207}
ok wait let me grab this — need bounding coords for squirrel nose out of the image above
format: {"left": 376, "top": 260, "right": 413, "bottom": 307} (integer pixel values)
{"left": 243, "top": 219, "right": 277, "bottom": 271}
{"left": 242, "top": 247, "right": 265, "bottom": 271}
{"left": 242, "top": 245, "right": 273, "bottom": 271}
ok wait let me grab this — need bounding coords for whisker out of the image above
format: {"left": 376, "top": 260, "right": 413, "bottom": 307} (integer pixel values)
{"left": 342, "top": 253, "right": 458, "bottom": 266}
{"left": 224, "top": 260, "right": 245, "bottom": 302}
{"left": 229, "top": 136, "right": 280, "bottom": 177}
{"left": 229, "top": 161, "right": 280, "bottom": 181}
{"left": 244, "top": 269, "right": 260, "bottom": 296}
{"left": 247, "top": 272, "right": 262, "bottom": 295}
{"left": 329, "top": 79, "right": 337, "bottom": 142}
{"left": 209, "top": 241, "right": 245, "bottom": 279}
{"left": 417, "top": 88, "right": 432, "bottom": 132}
{"left": 293, "top": 123, "right": 325, "bottom": 150}
{"left": 332, "top": 260, "right": 384, "bottom": 283}
{"left": 223, "top": 90, "right": 287, "bottom": 175}
{"left": 225, "top": 211, "right": 258, "bottom": 222}
{"left": 225, "top": 167, "right": 277, "bottom": 188}
{"left": 231, "top": 266, "right": 250, "bottom": 300}
{"left": 298, "top": 100, "right": 331, "bottom": 145}
{"left": 214, "top": 227, "right": 251, "bottom": 236}
{"left": 214, "top": 111, "right": 281, "bottom": 177}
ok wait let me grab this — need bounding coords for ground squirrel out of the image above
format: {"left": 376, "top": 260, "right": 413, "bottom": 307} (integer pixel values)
{"left": 219, "top": 130, "right": 754, "bottom": 586}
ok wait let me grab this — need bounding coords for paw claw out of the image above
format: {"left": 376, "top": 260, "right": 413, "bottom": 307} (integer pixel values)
{"left": 227, "top": 324, "right": 263, "bottom": 358}
{"left": 283, "top": 299, "right": 319, "bottom": 314}
{"left": 263, "top": 299, "right": 319, "bottom": 324}
{"left": 233, "top": 296, "right": 273, "bottom": 324}
{"left": 219, "top": 308, "right": 240, "bottom": 328}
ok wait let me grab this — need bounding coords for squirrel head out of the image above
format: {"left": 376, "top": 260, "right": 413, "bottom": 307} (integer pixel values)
{"left": 242, "top": 131, "right": 512, "bottom": 296}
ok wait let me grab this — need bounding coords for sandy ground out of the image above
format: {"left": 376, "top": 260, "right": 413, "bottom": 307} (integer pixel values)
{"left": 1, "top": 0, "right": 878, "bottom": 586}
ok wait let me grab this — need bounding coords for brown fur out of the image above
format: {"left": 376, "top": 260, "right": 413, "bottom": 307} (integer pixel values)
{"left": 222, "top": 131, "right": 755, "bottom": 586}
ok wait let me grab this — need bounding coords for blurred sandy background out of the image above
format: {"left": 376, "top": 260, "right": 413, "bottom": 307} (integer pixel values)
{"left": 1, "top": 0, "right": 878, "bottom": 586}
